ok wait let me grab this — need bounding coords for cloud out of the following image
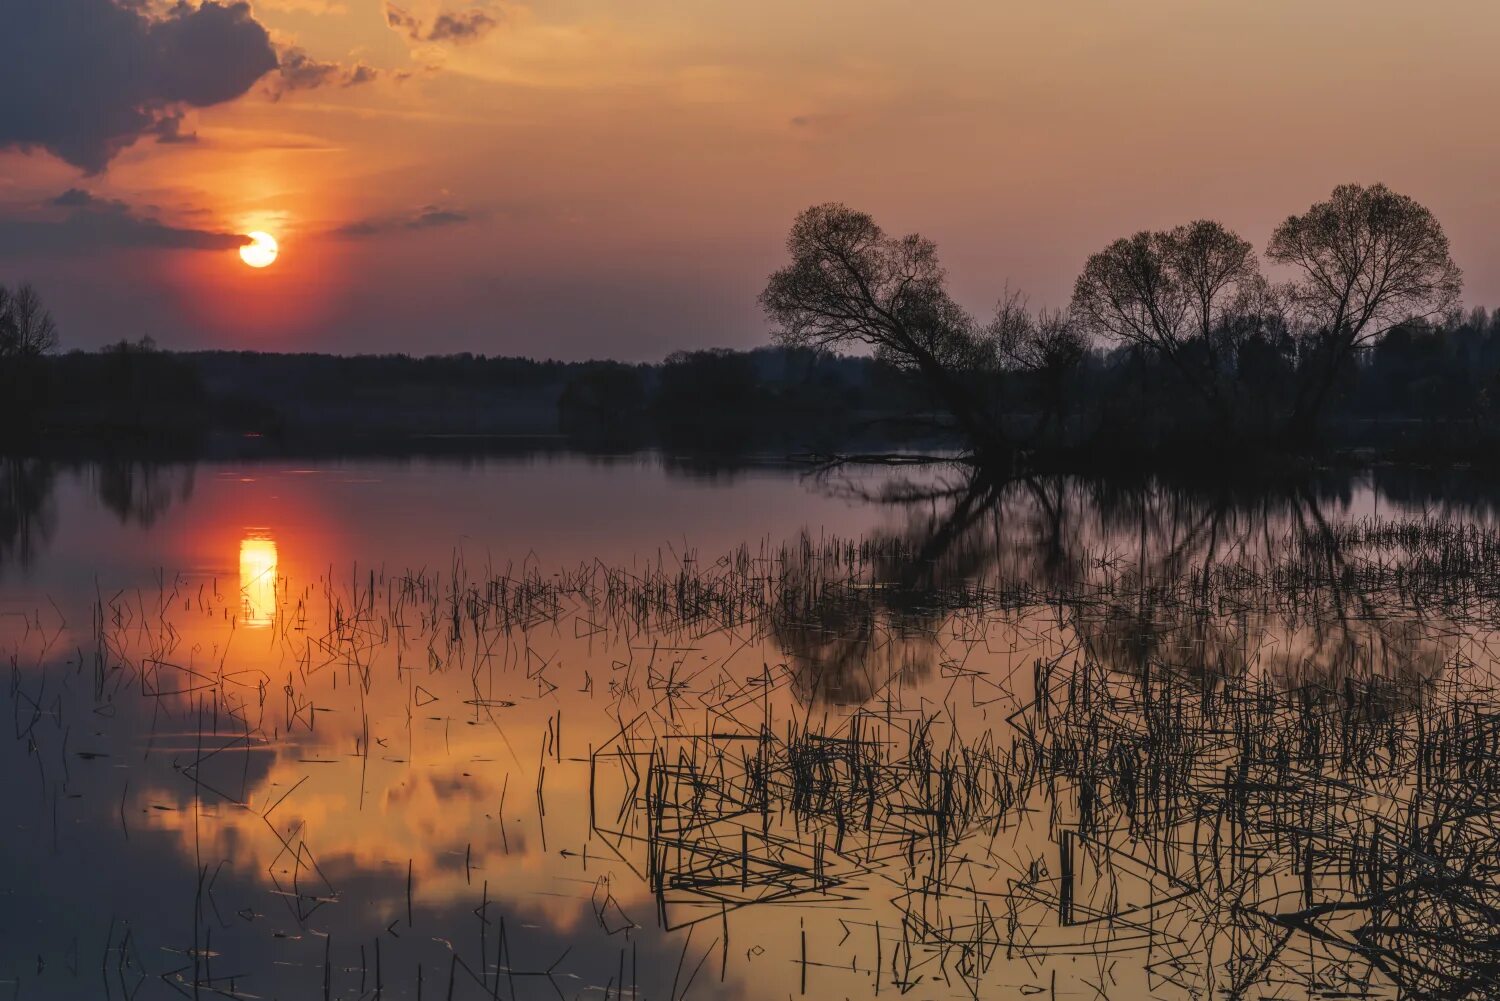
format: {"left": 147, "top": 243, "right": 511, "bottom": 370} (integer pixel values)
{"left": 385, "top": 3, "right": 498, "bottom": 44}
{"left": 0, "top": 0, "right": 278, "bottom": 173}
{"left": 0, "top": 190, "right": 247, "bottom": 256}
{"left": 273, "top": 46, "right": 382, "bottom": 96}
{"left": 344, "top": 65, "right": 382, "bottom": 87}
{"left": 50, "top": 190, "right": 96, "bottom": 208}
{"left": 151, "top": 114, "right": 200, "bottom": 145}
{"left": 789, "top": 113, "right": 852, "bottom": 133}
{"left": 428, "top": 9, "right": 498, "bottom": 42}
{"left": 256, "top": 0, "right": 350, "bottom": 12}
{"left": 334, "top": 205, "right": 475, "bottom": 238}
{"left": 384, "top": 3, "right": 422, "bottom": 37}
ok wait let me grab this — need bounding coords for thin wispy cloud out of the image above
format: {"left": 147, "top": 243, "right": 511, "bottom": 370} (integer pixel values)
{"left": 257, "top": 0, "right": 351, "bottom": 13}
{"left": 334, "top": 205, "right": 477, "bottom": 238}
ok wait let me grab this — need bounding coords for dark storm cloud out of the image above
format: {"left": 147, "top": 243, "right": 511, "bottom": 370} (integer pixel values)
{"left": 0, "top": 190, "right": 247, "bottom": 255}
{"left": 0, "top": 0, "right": 278, "bottom": 173}
{"left": 273, "top": 46, "right": 382, "bottom": 96}
{"left": 334, "top": 205, "right": 474, "bottom": 238}
{"left": 385, "top": 2, "right": 498, "bottom": 44}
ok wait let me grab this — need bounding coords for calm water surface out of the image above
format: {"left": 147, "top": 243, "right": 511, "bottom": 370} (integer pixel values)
{"left": 1, "top": 453, "right": 1497, "bottom": 999}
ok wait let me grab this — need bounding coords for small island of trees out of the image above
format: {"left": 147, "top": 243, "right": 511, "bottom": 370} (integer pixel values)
{"left": 761, "top": 181, "right": 1466, "bottom": 465}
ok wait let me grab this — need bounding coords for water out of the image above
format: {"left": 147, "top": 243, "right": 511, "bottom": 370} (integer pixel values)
{"left": 2, "top": 452, "right": 1498, "bottom": 999}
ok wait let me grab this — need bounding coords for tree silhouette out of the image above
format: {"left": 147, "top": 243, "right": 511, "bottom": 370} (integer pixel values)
{"left": 760, "top": 203, "right": 1007, "bottom": 459}
{"left": 1071, "top": 220, "right": 1269, "bottom": 431}
{"left": 988, "top": 289, "right": 1086, "bottom": 440}
{"left": 1268, "top": 183, "right": 1462, "bottom": 434}
{"left": 0, "top": 284, "right": 59, "bottom": 358}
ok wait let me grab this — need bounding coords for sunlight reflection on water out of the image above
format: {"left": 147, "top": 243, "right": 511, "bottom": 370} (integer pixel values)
{"left": 239, "top": 532, "right": 278, "bottom": 628}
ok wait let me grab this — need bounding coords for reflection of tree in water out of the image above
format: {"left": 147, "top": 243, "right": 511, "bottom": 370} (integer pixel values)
{"left": 1072, "top": 483, "right": 1455, "bottom": 696}
{"left": 0, "top": 458, "right": 57, "bottom": 572}
{"left": 773, "top": 592, "right": 940, "bottom": 704}
{"left": 1018, "top": 648, "right": 1499, "bottom": 999}
{"left": 772, "top": 470, "right": 1010, "bottom": 702}
{"left": 93, "top": 459, "right": 196, "bottom": 528}
{"left": 0, "top": 459, "right": 197, "bottom": 572}
{"left": 777, "top": 467, "right": 1462, "bottom": 703}
{"left": 724, "top": 466, "right": 1500, "bottom": 997}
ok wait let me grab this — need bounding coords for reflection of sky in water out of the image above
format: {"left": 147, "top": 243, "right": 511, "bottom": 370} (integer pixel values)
{"left": 0, "top": 454, "right": 925, "bottom": 1001}
{"left": 1, "top": 456, "right": 1499, "bottom": 998}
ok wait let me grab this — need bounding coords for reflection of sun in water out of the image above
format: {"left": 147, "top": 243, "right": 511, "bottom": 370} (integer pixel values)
{"left": 239, "top": 535, "right": 278, "bottom": 627}
{"left": 239, "top": 231, "right": 279, "bottom": 269}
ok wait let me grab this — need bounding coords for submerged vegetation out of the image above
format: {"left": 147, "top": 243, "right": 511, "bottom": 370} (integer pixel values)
{"left": 5, "top": 466, "right": 1500, "bottom": 997}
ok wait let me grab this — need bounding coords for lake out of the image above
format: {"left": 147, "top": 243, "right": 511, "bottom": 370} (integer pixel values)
{"left": 1, "top": 451, "right": 1497, "bottom": 1000}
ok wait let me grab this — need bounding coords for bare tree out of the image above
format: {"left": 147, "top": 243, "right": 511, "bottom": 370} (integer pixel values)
{"left": 0, "top": 283, "right": 59, "bottom": 358}
{"left": 1267, "top": 183, "right": 1462, "bottom": 433}
{"left": 760, "top": 203, "right": 1005, "bottom": 457}
{"left": 988, "top": 289, "right": 1086, "bottom": 437}
{"left": 1071, "top": 220, "right": 1265, "bottom": 427}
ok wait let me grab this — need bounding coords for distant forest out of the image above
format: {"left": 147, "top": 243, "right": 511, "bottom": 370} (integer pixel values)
{"left": 0, "top": 342, "right": 938, "bottom": 451}
{"left": 2, "top": 181, "right": 1497, "bottom": 466}
{"left": 0, "top": 316, "right": 1496, "bottom": 462}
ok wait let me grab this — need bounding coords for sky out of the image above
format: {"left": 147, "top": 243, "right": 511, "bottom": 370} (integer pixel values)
{"left": 2, "top": 0, "right": 1498, "bottom": 361}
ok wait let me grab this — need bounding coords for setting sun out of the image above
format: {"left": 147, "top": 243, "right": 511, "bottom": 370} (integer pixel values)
{"left": 238, "top": 231, "right": 278, "bottom": 269}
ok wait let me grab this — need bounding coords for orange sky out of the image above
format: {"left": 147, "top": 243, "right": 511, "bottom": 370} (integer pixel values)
{"left": 3, "top": 0, "right": 1498, "bottom": 358}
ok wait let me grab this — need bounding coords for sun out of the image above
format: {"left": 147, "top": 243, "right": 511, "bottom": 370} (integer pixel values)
{"left": 239, "top": 231, "right": 279, "bottom": 269}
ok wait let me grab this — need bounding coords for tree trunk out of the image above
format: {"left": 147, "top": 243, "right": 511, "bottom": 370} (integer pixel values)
{"left": 911, "top": 353, "right": 1010, "bottom": 465}
{"left": 1285, "top": 334, "right": 1349, "bottom": 443}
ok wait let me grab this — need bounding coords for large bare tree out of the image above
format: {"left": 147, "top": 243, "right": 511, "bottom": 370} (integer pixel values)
{"left": 1267, "top": 183, "right": 1462, "bottom": 433}
{"left": 1071, "top": 220, "right": 1267, "bottom": 427}
{"left": 760, "top": 203, "right": 1005, "bottom": 457}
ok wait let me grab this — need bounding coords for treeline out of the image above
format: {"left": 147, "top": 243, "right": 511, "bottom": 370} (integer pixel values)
{"left": 6, "top": 319, "right": 1500, "bottom": 460}
{"left": 1009, "top": 306, "right": 1500, "bottom": 460}
{"left": 0, "top": 334, "right": 938, "bottom": 449}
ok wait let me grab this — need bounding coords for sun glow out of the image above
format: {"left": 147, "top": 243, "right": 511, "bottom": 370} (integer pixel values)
{"left": 239, "top": 231, "right": 279, "bottom": 269}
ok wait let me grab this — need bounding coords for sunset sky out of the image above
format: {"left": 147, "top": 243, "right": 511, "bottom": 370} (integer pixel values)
{"left": 3, "top": 0, "right": 1498, "bottom": 359}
